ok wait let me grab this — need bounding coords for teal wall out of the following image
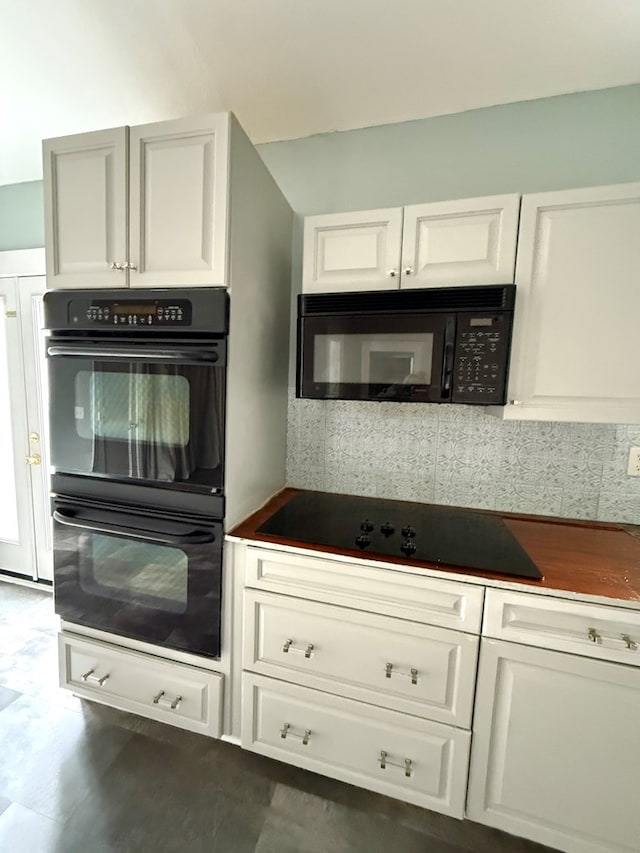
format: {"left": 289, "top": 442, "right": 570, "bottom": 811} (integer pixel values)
{"left": 0, "top": 181, "right": 44, "bottom": 250}
{"left": 258, "top": 84, "right": 640, "bottom": 213}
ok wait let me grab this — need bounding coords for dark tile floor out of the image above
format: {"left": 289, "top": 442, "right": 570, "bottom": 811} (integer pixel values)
{"left": 0, "top": 579, "right": 559, "bottom": 853}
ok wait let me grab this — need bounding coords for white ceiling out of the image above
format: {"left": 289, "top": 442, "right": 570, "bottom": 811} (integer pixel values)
{"left": 2, "top": 0, "right": 640, "bottom": 185}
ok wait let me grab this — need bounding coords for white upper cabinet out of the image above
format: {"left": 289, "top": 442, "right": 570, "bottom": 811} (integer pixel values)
{"left": 128, "top": 115, "right": 229, "bottom": 288}
{"left": 301, "top": 194, "right": 520, "bottom": 293}
{"left": 302, "top": 208, "right": 403, "bottom": 292}
{"left": 506, "top": 182, "right": 640, "bottom": 423}
{"left": 43, "top": 114, "right": 230, "bottom": 289}
{"left": 43, "top": 128, "right": 128, "bottom": 289}
{"left": 400, "top": 195, "right": 520, "bottom": 289}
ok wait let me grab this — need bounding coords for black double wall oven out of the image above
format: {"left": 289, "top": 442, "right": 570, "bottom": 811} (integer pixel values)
{"left": 44, "top": 288, "right": 228, "bottom": 658}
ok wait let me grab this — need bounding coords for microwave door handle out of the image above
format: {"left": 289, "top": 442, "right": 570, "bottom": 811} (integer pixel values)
{"left": 46, "top": 346, "right": 218, "bottom": 363}
{"left": 440, "top": 320, "right": 456, "bottom": 398}
{"left": 52, "top": 510, "right": 215, "bottom": 546}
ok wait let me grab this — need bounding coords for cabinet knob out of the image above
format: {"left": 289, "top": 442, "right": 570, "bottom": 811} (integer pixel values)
{"left": 387, "top": 269, "right": 398, "bottom": 277}
{"left": 124, "top": 262, "right": 138, "bottom": 271}
{"left": 109, "top": 262, "right": 124, "bottom": 271}
{"left": 403, "top": 267, "right": 414, "bottom": 276}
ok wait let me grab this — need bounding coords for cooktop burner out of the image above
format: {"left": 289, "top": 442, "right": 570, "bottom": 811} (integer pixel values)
{"left": 257, "top": 491, "right": 543, "bottom": 580}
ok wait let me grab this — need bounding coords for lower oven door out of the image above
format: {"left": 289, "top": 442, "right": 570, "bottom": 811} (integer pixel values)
{"left": 52, "top": 497, "right": 222, "bottom": 658}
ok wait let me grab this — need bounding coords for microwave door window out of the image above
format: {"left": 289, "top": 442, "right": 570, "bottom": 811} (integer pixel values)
{"left": 313, "top": 332, "right": 434, "bottom": 396}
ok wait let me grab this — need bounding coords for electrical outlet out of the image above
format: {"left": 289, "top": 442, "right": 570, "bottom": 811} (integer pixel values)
{"left": 627, "top": 447, "right": 640, "bottom": 476}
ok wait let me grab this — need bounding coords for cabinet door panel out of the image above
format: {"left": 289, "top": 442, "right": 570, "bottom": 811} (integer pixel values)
{"left": 400, "top": 195, "right": 520, "bottom": 289}
{"left": 302, "top": 208, "right": 402, "bottom": 292}
{"left": 507, "top": 182, "right": 640, "bottom": 422}
{"left": 43, "top": 128, "right": 128, "bottom": 288}
{"left": 129, "top": 114, "right": 229, "bottom": 287}
{"left": 467, "top": 639, "right": 640, "bottom": 853}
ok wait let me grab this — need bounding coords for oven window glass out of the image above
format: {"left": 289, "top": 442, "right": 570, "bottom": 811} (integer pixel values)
{"left": 79, "top": 533, "right": 188, "bottom": 614}
{"left": 75, "top": 370, "right": 190, "bottom": 445}
{"left": 313, "top": 332, "right": 434, "bottom": 385}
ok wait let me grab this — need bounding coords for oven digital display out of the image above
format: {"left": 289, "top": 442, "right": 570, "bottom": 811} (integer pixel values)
{"left": 111, "top": 304, "right": 157, "bottom": 315}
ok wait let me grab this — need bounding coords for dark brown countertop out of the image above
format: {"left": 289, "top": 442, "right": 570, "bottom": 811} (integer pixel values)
{"left": 229, "top": 488, "right": 640, "bottom": 606}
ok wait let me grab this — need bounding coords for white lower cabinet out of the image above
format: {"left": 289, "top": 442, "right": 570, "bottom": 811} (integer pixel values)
{"left": 240, "top": 544, "right": 480, "bottom": 817}
{"left": 467, "top": 638, "right": 640, "bottom": 853}
{"left": 242, "top": 673, "right": 470, "bottom": 816}
{"left": 59, "top": 632, "right": 224, "bottom": 737}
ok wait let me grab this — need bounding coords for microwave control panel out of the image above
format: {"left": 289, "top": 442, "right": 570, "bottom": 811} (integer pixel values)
{"left": 451, "top": 312, "right": 512, "bottom": 405}
{"left": 69, "top": 299, "right": 193, "bottom": 327}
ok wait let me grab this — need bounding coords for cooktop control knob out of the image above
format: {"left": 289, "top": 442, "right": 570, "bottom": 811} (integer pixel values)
{"left": 400, "top": 539, "right": 417, "bottom": 556}
{"left": 355, "top": 533, "right": 371, "bottom": 549}
{"left": 380, "top": 521, "right": 395, "bottom": 537}
{"left": 401, "top": 525, "right": 416, "bottom": 538}
{"left": 360, "top": 519, "right": 374, "bottom": 533}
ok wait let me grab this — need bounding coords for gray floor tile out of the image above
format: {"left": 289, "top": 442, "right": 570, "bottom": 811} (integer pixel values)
{"left": 0, "top": 802, "right": 62, "bottom": 853}
{"left": 60, "top": 732, "right": 267, "bottom": 853}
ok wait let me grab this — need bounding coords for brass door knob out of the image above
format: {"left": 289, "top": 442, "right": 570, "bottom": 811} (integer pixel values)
{"left": 29, "top": 432, "right": 40, "bottom": 443}
{"left": 25, "top": 453, "right": 41, "bottom": 466}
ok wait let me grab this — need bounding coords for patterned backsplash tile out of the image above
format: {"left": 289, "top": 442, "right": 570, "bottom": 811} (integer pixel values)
{"left": 286, "top": 393, "right": 640, "bottom": 524}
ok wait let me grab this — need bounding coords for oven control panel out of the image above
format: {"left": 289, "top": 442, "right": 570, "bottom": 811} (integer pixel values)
{"left": 70, "top": 299, "right": 193, "bottom": 327}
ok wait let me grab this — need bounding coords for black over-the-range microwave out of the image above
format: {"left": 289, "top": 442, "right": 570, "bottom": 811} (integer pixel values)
{"left": 296, "top": 284, "right": 516, "bottom": 405}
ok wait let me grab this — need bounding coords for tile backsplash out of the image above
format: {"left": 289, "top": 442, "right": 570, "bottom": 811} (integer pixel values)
{"left": 286, "top": 393, "right": 640, "bottom": 524}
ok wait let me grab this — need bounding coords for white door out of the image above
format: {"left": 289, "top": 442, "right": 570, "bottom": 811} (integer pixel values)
{"left": 128, "top": 113, "right": 230, "bottom": 287}
{"left": 43, "top": 127, "right": 129, "bottom": 289}
{"left": 467, "top": 638, "right": 640, "bottom": 853}
{"left": 0, "top": 275, "right": 52, "bottom": 581}
{"left": 506, "top": 182, "right": 640, "bottom": 422}
{"left": 302, "top": 208, "right": 403, "bottom": 293}
{"left": 400, "top": 194, "right": 520, "bottom": 289}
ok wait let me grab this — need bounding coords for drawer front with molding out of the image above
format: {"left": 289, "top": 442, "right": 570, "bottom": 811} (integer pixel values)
{"left": 59, "top": 633, "right": 223, "bottom": 736}
{"left": 242, "top": 674, "right": 470, "bottom": 817}
{"left": 244, "top": 546, "right": 484, "bottom": 633}
{"left": 244, "top": 591, "right": 478, "bottom": 727}
{"left": 483, "top": 589, "right": 640, "bottom": 665}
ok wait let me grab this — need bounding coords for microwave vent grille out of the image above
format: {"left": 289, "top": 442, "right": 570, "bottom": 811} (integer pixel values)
{"left": 300, "top": 285, "right": 515, "bottom": 316}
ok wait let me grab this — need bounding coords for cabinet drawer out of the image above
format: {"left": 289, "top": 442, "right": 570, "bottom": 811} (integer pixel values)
{"left": 244, "top": 591, "right": 478, "bottom": 727}
{"left": 484, "top": 589, "right": 640, "bottom": 665}
{"left": 59, "top": 633, "right": 223, "bottom": 736}
{"left": 242, "top": 673, "right": 470, "bottom": 817}
{"left": 245, "top": 546, "right": 484, "bottom": 633}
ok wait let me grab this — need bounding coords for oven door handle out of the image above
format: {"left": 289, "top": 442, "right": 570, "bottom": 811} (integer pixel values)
{"left": 52, "top": 510, "right": 216, "bottom": 545}
{"left": 47, "top": 345, "right": 219, "bottom": 363}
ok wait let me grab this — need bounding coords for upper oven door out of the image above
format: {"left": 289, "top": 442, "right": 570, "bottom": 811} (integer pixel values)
{"left": 297, "top": 312, "right": 456, "bottom": 402}
{"left": 47, "top": 339, "right": 226, "bottom": 492}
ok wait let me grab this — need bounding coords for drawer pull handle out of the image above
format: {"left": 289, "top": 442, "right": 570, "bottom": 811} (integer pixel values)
{"left": 378, "top": 751, "right": 413, "bottom": 778}
{"left": 385, "top": 663, "right": 418, "bottom": 684}
{"left": 80, "top": 668, "right": 110, "bottom": 686}
{"left": 282, "top": 639, "right": 315, "bottom": 659}
{"left": 621, "top": 634, "right": 638, "bottom": 650}
{"left": 153, "top": 690, "right": 183, "bottom": 710}
{"left": 587, "top": 628, "right": 602, "bottom": 644}
{"left": 280, "top": 723, "right": 311, "bottom": 745}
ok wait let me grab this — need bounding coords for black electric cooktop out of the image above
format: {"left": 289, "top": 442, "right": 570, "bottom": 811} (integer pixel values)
{"left": 257, "top": 491, "right": 543, "bottom": 580}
